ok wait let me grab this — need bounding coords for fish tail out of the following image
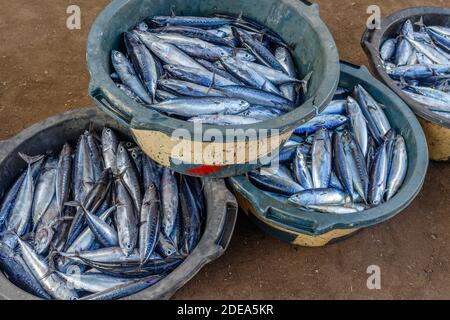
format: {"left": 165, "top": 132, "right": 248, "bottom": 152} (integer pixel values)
{"left": 18, "top": 152, "right": 44, "bottom": 165}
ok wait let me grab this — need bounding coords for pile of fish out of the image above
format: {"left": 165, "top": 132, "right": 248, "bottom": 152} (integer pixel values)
{"left": 0, "top": 127, "right": 204, "bottom": 300}
{"left": 111, "top": 14, "right": 310, "bottom": 125}
{"left": 380, "top": 18, "right": 450, "bottom": 119}
{"left": 247, "top": 85, "right": 408, "bottom": 214}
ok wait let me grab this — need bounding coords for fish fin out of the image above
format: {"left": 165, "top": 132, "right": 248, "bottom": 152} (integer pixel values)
{"left": 300, "top": 71, "right": 313, "bottom": 94}
{"left": 22, "top": 232, "right": 34, "bottom": 242}
{"left": 414, "top": 16, "right": 425, "bottom": 29}
{"left": 313, "top": 105, "right": 319, "bottom": 117}
{"left": 18, "top": 152, "right": 45, "bottom": 165}
{"left": 207, "top": 72, "right": 216, "bottom": 95}
{"left": 64, "top": 201, "right": 89, "bottom": 216}
{"left": 236, "top": 11, "right": 244, "bottom": 22}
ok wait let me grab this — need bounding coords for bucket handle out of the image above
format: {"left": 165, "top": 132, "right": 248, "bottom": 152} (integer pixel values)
{"left": 214, "top": 198, "right": 238, "bottom": 250}
{"left": 294, "top": 0, "right": 319, "bottom": 16}
{"left": 90, "top": 85, "right": 133, "bottom": 125}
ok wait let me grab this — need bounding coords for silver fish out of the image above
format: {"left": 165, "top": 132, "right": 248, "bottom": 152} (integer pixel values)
{"left": 293, "top": 146, "right": 313, "bottom": 189}
{"left": 312, "top": 128, "right": 332, "bottom": 188}
{"left": 386, "top": 135, "right": 408, "bottom": 200}
{"left": 135, "top": 31, "right": 208, "bottom": 71}
{"left": 114, "top": 175, "right": 138, "bottom": 256}
{"left": 369, "top": 141, "right": 389, "bottom": 206}
{"left": 111, "top": 50, "right": 152, "bottom": 104}
{"left": 57, "top": 271, "right": 135, "bottom": 293}
{"left": 6, "top": 153, "right": 44, "bottom": 236}
{"left": 139, "top": 183, "right": 161, "bottom": 265}
{"left": 32, "top": 157, "right": 57, "bottom": 228}
{"left": 101, "top": 127, "right": 119, "bottom": 175}
{"left": 288, "top": 188, "right": 347, "bottom": 207}
{"left": 16, "top": 236, "right": 78, "bottom": 300}
{"left": 149, "top": 97, "right": 250, "bottom": 117}
{"left": 55, "top": 143, "right": 73, "bottom": 214}
{"left": 116, "top": 142, "right": 142, "bottom": 214}
{"left": 161, "top": 168, "right": 178, "bottom": 239}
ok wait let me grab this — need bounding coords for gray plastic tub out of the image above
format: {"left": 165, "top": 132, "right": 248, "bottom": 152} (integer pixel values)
{"left": 361, "top": 6, "right": 450, "bottom": 161}
{"left": 228, "top": 62, "right": 429, "bottom": 247}
{"left": 86, "top": 0, "right": 340, "bottom": 178}
{"left": 0, "top": 108, "right": 238, "bottom": 300}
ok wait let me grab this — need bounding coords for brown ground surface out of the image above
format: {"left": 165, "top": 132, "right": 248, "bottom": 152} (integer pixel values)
{"left": 0, "top": 0, "right": 449, "bottom": 299}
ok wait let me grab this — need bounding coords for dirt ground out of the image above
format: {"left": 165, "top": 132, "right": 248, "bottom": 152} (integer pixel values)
{"left": 0, "top": 0, "right": 449, "bottom": 299}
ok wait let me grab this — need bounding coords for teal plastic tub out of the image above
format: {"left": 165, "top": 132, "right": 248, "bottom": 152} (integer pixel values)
{"left": 86, "top": 0, "right": 340, "bottom": 178}
{"left": 228, "top": 62, "right": 429, "bottom": 247}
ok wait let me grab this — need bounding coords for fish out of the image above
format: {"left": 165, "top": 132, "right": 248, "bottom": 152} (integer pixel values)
{"left": 33, "top": 197, "right": 61, "bottom": 255}
{"left": 158, "top": 78, "right": 225, "bottom": 97}
{"left": 55, "top": 143, "right": 73, "bottom": 214}
{"left": 114, "top": 174, "right": 139, "bottom": 257}
{"left": 66, "top": 201, "right": 118, "bottom": 248}
{"left": 346, "top": 96, "right": 368, "bottom": 156}
{"left": 135, "top": 31, "right": 208, "bottom": 72}
{"left": 80, "top": 275, "right": 162, "bottom": 300}
{"left": 139, "top": 183, "right": 161, "bottom": 265}
{"left": 292, "top": 146, "right": 313, "bottom": 189}
{"left": 57, "top": 271, "right": 136, "bottom": 294}
{"left": 31, "top": 157, "right": 57, "bottom": 228}
{"left": 72, "top": 132, "right": 96, "bottom": 203}
{"left": 179, "top": 177, "right": 202, "bottom": 254}
{"left": 148, "top": 26, "right": 235, "bottom": 47}
{"left": 385, "top": 135, "right": 408, "bottom": 201}
{"left": 311, "top": 128, "right": 332, "bottom": 188}
{"left": 294, "top": 115, "right": 348, "bottom": 135}
{"left": 161, "top": 168, "right": 178, "bottom": 239}
{"left": 64, "top": 169, "right": 112, "bottom": 250}
{"left": 149, "top": 16, "right": 232, "bottom": 28}
{"left": 0, "top": 241, "right": 52, "bottom": 299}
{"left": 333, "top": 131, "right": 354, "bottom": 198}
{"left": 248, "top": 171, "right": 303, "bottom": 196}
{"left": 305, "top": 203, "right": 366, "bottom": 214}
{"left": 101, "top": 127, "right": 119, "bottom": 175}
{"left": 220, "top": 57, "right": 281, "bottom": 94}
{"left": 220, "top": 85, "right": 295, "bottom": 111}
{"left": 117, "top": 143, "right": 142, "bottom": 213}
{"left": 15, "top": 235, "right": 79, "bottom": 300}
{"left": 163, "top": 64, "right": 235, "bottom": 87}
{"left": 149, "top": 97, "right": 250, "bottom": 117}
{"left": 288, "top": 188, "right": 347, "bottom": 207}
{"left": 368, "top": 141, "right": 389, "bottom": 206}
{"left": 5, "top": 153, "right": 44, "bottom": 237}
{"left": 380, "top": 38, "right": 397, "bottom": 61}
{"left": 111, "top": 50, "right": 153, "bottom": 104}
{"left": 232, "top": 27, "right": 285, "bottom": 71}
{"left": 124, "top": 32, "right": 158, "bottom": 102}
{"left": 405, "top": 37, "right": 449, "bottom": 64}
{"left": 320, "top": 100, "right": 347, "bottom": 115}
{"left": 341, "top": 130, "right": 369, "bottom": 204}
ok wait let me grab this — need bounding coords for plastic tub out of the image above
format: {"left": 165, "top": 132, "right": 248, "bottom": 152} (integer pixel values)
{"left": 86, "top": 0, "right": 340, "bottom": 178}
{"left": 0, "top": 107, "right": 238, "bottom": 300}
{"left": 228, "top": 62, "right": 429, "bottom": 247}
{"left": 361, "top": 6, "right": 450, "bottom": 162}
